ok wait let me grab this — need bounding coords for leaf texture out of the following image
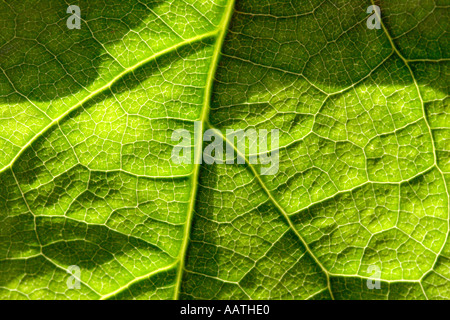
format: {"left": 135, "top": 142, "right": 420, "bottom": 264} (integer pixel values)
{"left": 0, "top": 0, "right": 449, "bottom": 300}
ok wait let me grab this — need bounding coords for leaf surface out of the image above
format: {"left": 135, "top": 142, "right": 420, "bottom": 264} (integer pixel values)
{"left": 0, "top": 0, "right": 449, "bottom": 300}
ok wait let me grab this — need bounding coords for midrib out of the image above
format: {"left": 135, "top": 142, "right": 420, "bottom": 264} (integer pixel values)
{"left": 7, "top": 1, "right": 238, "bottom": 301}
{"left": 172, "top": 0, "right": 236, "bottom": 300}
{"left": 96, "top": 1, "right": 236, "bottom": 300}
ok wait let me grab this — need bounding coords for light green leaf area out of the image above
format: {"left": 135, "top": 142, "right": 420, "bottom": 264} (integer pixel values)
{"left": 0, "top": 0, "right": 448, "bottom": 300}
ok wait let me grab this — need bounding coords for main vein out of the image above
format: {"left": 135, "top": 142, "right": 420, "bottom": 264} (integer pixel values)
{"left": 172, "top": 0, "right": 236, "bottom": 300}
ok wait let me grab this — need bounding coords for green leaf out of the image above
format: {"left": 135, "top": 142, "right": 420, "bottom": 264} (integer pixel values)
{"left": 0, "top": 0, "right": 448, "bottom": 300}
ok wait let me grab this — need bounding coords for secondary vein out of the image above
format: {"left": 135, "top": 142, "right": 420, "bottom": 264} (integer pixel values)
{"left": 0, "top": 30, "right": 219, "bottom": 175}
{"left": 205, "top": 125, "right": 335, "bottom": 300}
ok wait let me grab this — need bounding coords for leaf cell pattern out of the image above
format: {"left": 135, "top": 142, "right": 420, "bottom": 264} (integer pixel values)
{"left": 0, "top": 0, "right": 449, "bottom": 300}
